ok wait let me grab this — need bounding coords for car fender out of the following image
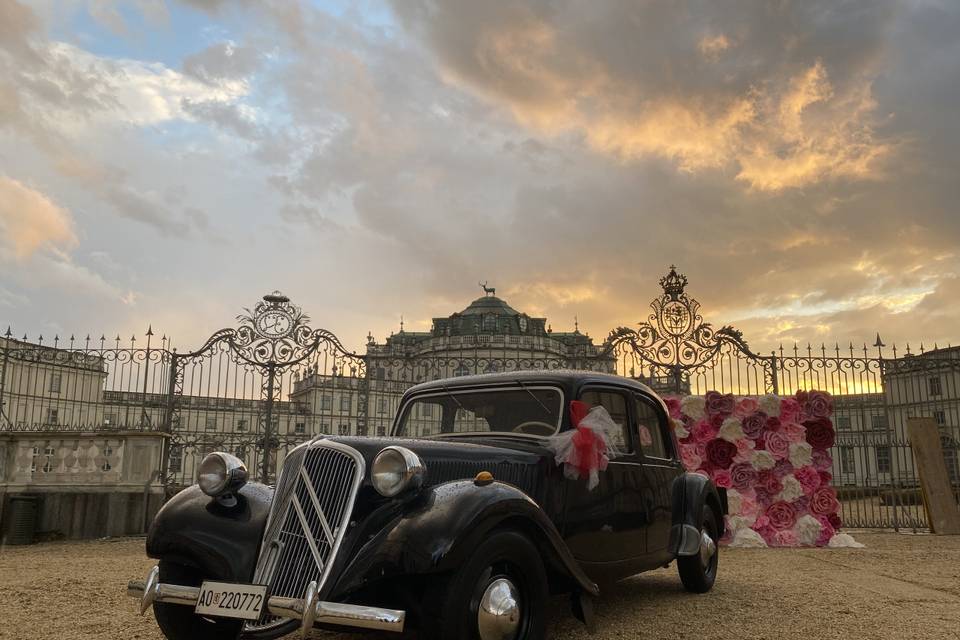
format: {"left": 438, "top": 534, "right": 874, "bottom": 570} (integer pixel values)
{"left": 145, "top": 482, "right": 273, "bottom": 582}
{"left": 669, "top": 472, "right": 726, "bottom": 557}
{"left": 330, "top": 480, "right": 599, "bottom": 598}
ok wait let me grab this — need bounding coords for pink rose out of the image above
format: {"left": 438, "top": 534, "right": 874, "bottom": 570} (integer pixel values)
{"left": 741, "top": 412, "right": 767, "bottom": 440}
{"left": 810, "top": 486, "right": 840, "bottom": 516}
{"left": 794, "top": 465, "right": 822, "bottom": 494}
{"left": 794, "top": 495, "right": 811, "bottom": 513}
{"left": 811, "top": 449, "right": 833, "bottom": 471}
{"left": 680, "top": 444, "right": 702, "bottom": 472}
{"left": 773, "top": 529, "right": 799, "bottom": 547}
{"left": 734, "top": 397, "right": 759, "bottom": 418}
{"left": 754, "top": 489, "right": 773, "bottom": 510}
{"left": 828, "top": 512, "right": 842, "bottom": 529}
{"left": 772, "top": 459, "right": 793, "bottom": 479}
{"left": 730, "top": 462, "right": 758, "bottom": 491}
{"left": 753, "top": 514, "right": 770, "bottom": 529}
{"left": 692, "top": 420, "right": 718, "bottom": 444}
{"left": 806, "top": 390, "right": 834, "bottom": 420}
{"left": 766, "top": 501, "right": 798, "bottom": 530}
{"left": 734, "top": 439, "right": 755, "bottom": 463}
{"left": 782, "top": 422, "right": 806, "bottom": 443}
{"left": 758, "top": 470, "right": 783, "bottom": 496}
{"left": 766, "top": 416, "right": 782, "bottom": 432}
{"left": 779, "top": 397, "right": 802, "bottom": 424}
{"left": 711, "top": 469, "right": 733, "bottom": 489}
{"left": 739, "top": 494, "right": 759, "bottom": 518}
{"left": 664, "top": 396, "right": 682, "bottom": 420}
{"left": 763, "top": 430, "right": 791, "bottom": 460}
{"left": 818, "top": 470, "right": 833, "bottom": 486}
{"left": 754, "top": 524, "right": 777, "bottom": 546}
{"left": 705, "top": 391, "right": 736, "bottom": 417}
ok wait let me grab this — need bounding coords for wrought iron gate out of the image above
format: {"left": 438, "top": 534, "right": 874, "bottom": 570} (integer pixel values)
{"left": 162, "top": 292, "right": 365, "bottom": 486}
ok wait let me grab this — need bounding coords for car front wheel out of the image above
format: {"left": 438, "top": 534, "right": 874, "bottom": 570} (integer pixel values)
{"left": 152, "top": 561, "right": 244, "bottom": 640}
{"left": 421, "top": 530, "right": 548, "bottom": 640}
{"left": 677, "top": 504, "right": 719, "bottom": 593}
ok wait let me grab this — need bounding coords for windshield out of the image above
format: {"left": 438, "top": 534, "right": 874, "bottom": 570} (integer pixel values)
{"left": 393, "top": 386, "right": 564, "bottom": 438}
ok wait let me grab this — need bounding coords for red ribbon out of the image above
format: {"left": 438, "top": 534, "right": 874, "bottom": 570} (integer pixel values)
{"left": 567, "top": 401, "right": 609, "bottom": 480}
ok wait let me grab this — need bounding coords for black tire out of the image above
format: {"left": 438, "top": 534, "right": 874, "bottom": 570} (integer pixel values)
{"left": 153, "top": 561, "right": 244, "bottom": 640}
{"left": 420, "top": 530, "right": 548, "bottom": 640}
{"left": 678, "top": 504, "right": 719, "bottom": 593}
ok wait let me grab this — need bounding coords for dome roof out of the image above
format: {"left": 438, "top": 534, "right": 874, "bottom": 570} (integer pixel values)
{"left": 458, "top": 295, "right": 520, "bottom": 317}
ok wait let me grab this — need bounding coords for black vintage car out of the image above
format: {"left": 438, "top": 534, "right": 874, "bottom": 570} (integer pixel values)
{"left": 128, "top": 371, "right": 724, "bottom": 640}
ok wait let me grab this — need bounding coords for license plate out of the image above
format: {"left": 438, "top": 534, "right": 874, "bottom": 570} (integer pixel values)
{"left": 195, "top": 581, "right": 268, "bottom": 621}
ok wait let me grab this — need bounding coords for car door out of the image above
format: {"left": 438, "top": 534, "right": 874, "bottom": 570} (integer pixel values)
{"left": 634, "top": 392, "right": 681, "bottom": 562}
{"left": 561, "top": 386, "right": 648, "bottom": 566}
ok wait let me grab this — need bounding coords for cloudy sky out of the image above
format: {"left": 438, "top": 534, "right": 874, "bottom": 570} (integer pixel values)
{"left": 1, "top": 0, "right": 958, "bottom": 353}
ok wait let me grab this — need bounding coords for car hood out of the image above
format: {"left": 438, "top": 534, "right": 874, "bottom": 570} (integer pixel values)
{"left": 321, "top": 435, "right": 553, "bottom": 501}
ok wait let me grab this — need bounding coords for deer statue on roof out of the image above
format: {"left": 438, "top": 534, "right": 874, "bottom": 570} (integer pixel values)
{"left": 479, "top": 281, "right": 496, "bottom": 296}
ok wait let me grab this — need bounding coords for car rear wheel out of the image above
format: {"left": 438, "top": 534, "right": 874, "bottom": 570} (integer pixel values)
{"left": 420, "top": 530, "right": 548, "bottom": 640}
{"left": 677, "top": 504, "right": 719, "bottom": 593}
{"left": 153, "top": 561, "right": 243, "bottom": 640}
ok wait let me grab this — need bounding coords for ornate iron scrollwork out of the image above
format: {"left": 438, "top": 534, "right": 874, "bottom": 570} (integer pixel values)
{"left": 184, "top": 291, "right": 360, "bottom": 371}
{"left": 601, "top": 266, "right": 772, "bottom": 390}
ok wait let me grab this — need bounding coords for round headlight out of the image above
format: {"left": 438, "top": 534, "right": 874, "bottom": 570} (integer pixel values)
{"left": 197, "top": 452, "right": 247, "bottom": 497}
{"left": 371, "top": 446, "right": 424, "bottom": 497}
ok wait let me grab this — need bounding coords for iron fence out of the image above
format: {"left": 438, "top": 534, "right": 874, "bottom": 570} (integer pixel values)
{"left": 2, "top": 268, "right": 959, "bottom": 531}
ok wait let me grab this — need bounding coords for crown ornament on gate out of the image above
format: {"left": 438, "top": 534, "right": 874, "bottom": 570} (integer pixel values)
{"left": 186, "top": 291, "right": 360, "bottom": 371}
{"left": 601, "top": 266, "right": 757, "bottom": 371}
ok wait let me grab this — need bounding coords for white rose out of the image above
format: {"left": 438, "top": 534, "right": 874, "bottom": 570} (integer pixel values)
{"left": 729, "top": 528, "right": 768, "bottom": 548}
{"left": 778, "top": 475, "right": 804, "bottom": 502}
{"left": 828, "top": 533, "right": 865, "bottom": 549}
{"left": 750, "top": 449, "right": 776, "bottom": 470}
{"left": 789, "top": 442, "right": 813, "bottom": 468}
{"left": 726, "top": 515, "right": 755, "bottom": 532}
{"left": 719, "top": 417, "right": 745, "bottom": 443}
{"left": 758, "top": 394, "right": 782, "bottom": 417}
{"left": 726, "top": 489, "right": 743, "bottom": 514}
{"left": 680, "top": 395, "right": 706, "bottom": 420}
{"left": 795, "top": 514, "right": 822, "bottom": 546}
{"left": 672, "top": 418, "right": 690, "bottom": 440}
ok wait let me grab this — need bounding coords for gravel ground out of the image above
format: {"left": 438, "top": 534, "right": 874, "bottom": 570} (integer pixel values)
{"left": 1, "top": 532, "right": 959, "bottom": 640}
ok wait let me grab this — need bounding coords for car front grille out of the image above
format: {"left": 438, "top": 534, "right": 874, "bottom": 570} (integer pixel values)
{"left": 245, "top": 440, "right": 364, "bottom": 632}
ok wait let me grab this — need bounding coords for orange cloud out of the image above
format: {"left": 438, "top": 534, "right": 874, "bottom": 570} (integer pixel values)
{"left": 0, "top": 176, "right": 78, "bottom": 259}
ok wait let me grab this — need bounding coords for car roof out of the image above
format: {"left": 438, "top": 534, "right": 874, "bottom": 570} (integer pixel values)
{"left": 405, "top": 369, "right": 660, "bottom": 397}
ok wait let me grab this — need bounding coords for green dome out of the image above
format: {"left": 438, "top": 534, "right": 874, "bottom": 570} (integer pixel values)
{"left": 458, "top": 296, "right": 520, "bottom": 317}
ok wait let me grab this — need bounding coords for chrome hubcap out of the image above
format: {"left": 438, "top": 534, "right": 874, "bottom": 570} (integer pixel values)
{"left": 699, "top": 529, "right": 717, "bottom": 569}
{"left": 477, "top": 577, "right": 521, "bottom": 640}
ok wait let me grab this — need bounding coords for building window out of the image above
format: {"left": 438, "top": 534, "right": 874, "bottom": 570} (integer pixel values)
{"left": 103, "top": 414, "right": 116, "bottom": 427}
{"left": 870, "top": 414, "right": 887, "bottom": 430}
{"left": 483, "top": 314, "right": 497, "bottom": 332}
{"left": 49, "top": 374, "right": 62, "bottom": 393}
{"left": 294, "top": 422, "right": 306, "bottom": 435}
{"left": 836, "top": 416, "right": 852, "bottom": 431}
{"left": 421, "top": 403, "right": 433, "bottom": 418}
{"left": 101, "top": 445, "right": 113, "bottom": 472}
{"left": 321, "top": 395, "right": 332, "bottom": 411}
{"left": 484, "top": 362, "right": 500, "bottom": 374}
{"left": 935, "top": 410, "right": 946, "bottom": 426}
{"left": 453, "top": 363, "right": 470, "bottom": 377}
{"left": 340, "top": 395, "right": 351, "bottom": 411}
{"left": 875, "top": 446, "right": 891, "bottom": 474}
{"left": 169, "top": 446, "right": 183, "bottom": 473}
{"left": 236, "top": 419, "right": 247, "bottom": 432}
{"left": 338, "top": 424, "right": 350, "bottom": 436}
{"left": 376, "top": 426, "right": 386, "bottom": 436}
{"left": 205, "top": 417, "right": 217, "bottom": 431}
{"left": 840, "top": 447, "right": 855, "bottom": 474}
{"left": 377, "top": 397, "right": 388, "bottom": 414}
{"left": 43, "top": 458, "right": 54, "bottom": 473}
{"left": 47, "top": 408, "right": 59, "bottom": 425}
{"left": 929, "top": 376, "right": 943, "bottom": 397}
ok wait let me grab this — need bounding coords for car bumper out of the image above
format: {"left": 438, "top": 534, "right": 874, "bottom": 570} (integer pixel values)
{"left": 126, "top": 565, "right": 405, "bottom": 637}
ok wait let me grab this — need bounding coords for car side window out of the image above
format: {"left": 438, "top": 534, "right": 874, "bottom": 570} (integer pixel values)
{"left": 579, "top": 389, "right": 632, "bottom": 455}
{"left": 635, "top": 395, "right": 672, "bottom": 460}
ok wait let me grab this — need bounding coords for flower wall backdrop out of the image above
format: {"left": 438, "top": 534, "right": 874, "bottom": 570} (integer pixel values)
{"left": 665, "top": 391, "right": 849, "bottom": 548}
